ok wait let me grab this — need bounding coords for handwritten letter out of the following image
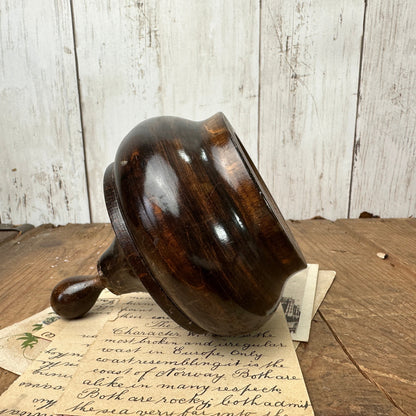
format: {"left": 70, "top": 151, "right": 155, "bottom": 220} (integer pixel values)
{"left": 57, "top": 294, "right": 314, "bottom": 416}
{"left": 0, "top": 297, "right": 119, "bottom": 416}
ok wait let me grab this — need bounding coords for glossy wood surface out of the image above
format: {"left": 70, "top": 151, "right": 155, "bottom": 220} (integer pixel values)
{"left": 50, "top": 275, "right": 104, "bottom": 319}
{"left": 106, "top": 113, "right": 306, "bottom": 335}
{"left": 50, "top": 114, "right": 306, "bottom": 334}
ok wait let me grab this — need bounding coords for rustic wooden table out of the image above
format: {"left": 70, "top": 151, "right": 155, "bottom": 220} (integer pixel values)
{"left": 0, "top": 219, "right": 414, "bottom": 415}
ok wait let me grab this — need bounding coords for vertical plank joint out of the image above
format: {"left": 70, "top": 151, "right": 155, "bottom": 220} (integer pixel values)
{"left": 257, "top": 0, "right": 263, "bottom": 168}
{"left": 348, "top": 0, "right": 368, "bottom": 218}
{"left": 69, "top": 0, "right": 92, "bottom": 223}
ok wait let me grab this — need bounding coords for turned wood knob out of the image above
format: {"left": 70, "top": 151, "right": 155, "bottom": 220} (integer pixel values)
{"left": 51, "top": 113, "right": 306, "bottom": 335}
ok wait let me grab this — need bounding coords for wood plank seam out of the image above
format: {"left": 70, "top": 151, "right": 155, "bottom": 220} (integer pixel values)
{"left": 0, "top": 225, "right": 53, "bottom": 249}
{"left": 347, "top": 0, "right": 368, "bottom": 218}
{"left": 256, "top": 0, "right": 262, "bottom": 168}
{"left": 318, "top": 310, "right": 410, "bottom": 416}
{"left": 259, "top": 2, "right": 364, "bottom": 220}
{"left": 69, "top": 0, "right": 92, "bottom": 223}
{"left": 348, "top": 2, "right": 416, "bottom": 218}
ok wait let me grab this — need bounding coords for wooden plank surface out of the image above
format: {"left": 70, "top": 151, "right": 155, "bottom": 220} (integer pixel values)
{"left": 0, "top": 231, "right": 19, "bottom": 246}
{"left": 297, "top": 313, "right": 403, "bottom": 416}
{"left": 0, "top": 0, "right": 90, "bottom": 226}
{"left": 0, "top": 224, "right": 114, "bottom": 329}
{"left": 290, "top": 219, "right": 416, "bottom": 416}
{"left": 339, "top": 218, "right": 416, "bottom": 273}
{"left": 0, "top": 220, "right": 414, "bottom": 415}
{"left": 350, "top": 1, "right": 416, "bottom": 218}
{"left": 0, "top": 224, "right": 114, "bottom": 395}
{"left": 259, "top": 0, "right": 364, "bottom": 220}
{"left": 0, "top": 224, "right": 34, "bottom": 245}
{"left": 72, "top": 0, "right": 259, "bottom": 222}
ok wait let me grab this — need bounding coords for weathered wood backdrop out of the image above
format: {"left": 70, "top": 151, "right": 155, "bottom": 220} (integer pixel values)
{"left": 1, "top": 0, "right": 415, "bottom": 225}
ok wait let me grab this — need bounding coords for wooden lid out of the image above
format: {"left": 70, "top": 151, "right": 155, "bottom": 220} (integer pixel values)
{"left": 104, "top": 113, "right": 306, "bottom": 335}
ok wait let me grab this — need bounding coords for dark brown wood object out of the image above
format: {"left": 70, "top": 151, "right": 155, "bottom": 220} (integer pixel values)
{"left": 50, "top": 113, "right": 306, "bottom": 335}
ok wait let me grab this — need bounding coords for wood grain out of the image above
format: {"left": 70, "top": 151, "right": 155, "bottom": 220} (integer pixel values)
{"left": 350, "top": 1, "right": 416, "bottom": 218}
{"left": 156, "top": 0, "right": 260, "bottom": 161}
{"left": 1, "top": 220, "right": 415, "bottom": 414}
{"left": 70, "top": 0, "right": 162, "bottom": 223}
{"left": 96, "top": 113, "right": 306, "bottom": 335}
{"left": 297, "top": 314, "right": 403, "bottom": 416}
{"left": 0, "top": 231, "right": 19, "bottom": 246}
{"left": 2, "top": 0, "right": 416, "bottom": 225}
{"left": 0, "top": 224, "right": 113, "bottom": 395}
{"left": 259, "top": 0, "right": 364, "bottom": 220}
{"left": 0, "top": 224, "right": 34, "bottom": 245}
{"left": 72, "top": 0, "right": 260, "bottom": 222}
{"left": 0, "top": 224, "right": 114, "bottom": 329}
{"left": 290, "top": 219, "right": 416, "bottom": 416}
{"left": 2, "top": 0, "right": 416, "bottom": 230}
{"left": 0, "top": 0, "right": 90, "bottom": 226}
{"left": 339, "top": 218, "right": 416, "bottom": 273}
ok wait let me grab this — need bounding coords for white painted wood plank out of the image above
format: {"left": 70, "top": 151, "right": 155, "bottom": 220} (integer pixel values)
{"left": 72, "top": 0, "right": 259, "bottom": 222}
{"left": 157, "top": 1, "right": 260, "bottom": 160}
{"left": 0, "top": 0, "right": 90, "bottom": 226}
{"left": 71, "top": 1, "right": 162, "bottom": 223}
{"left": 350, "top": 1, "right": 416, "bottom": 218}
{"left": 259, "top": 0, "right": 364, "bottom": 220}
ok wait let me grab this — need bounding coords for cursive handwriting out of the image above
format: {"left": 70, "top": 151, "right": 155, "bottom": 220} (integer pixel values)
{"left": 54, "top": 294, "right": 313, "bottom": 416}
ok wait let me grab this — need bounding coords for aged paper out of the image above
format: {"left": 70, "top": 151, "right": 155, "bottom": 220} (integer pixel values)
{"left": 0, "top": 289, "right": 117, "bottom": 375}
{"left": 281, "top": 264, "right": 319, "bottom": 342}
{"left": 57, "top": 293, "right": 314, "bottom": 416}
{"left": 0, "top": 297, "right": 119, "bottom": 416}
{"left": 310, "top": 270, "right": 336, "bottom": 317}
{"left": 0, "top": 307, "right": 61, "bottom": 375}
{"left": 293, "top": 270, "right": 336, "bottom": 349}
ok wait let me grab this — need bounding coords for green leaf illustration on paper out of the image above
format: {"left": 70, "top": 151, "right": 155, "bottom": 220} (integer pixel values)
{"left": 17, "top": 332, "right": 39, "bottom": 350}
{"left": 32, "top": 323, "right": 43, "bottom": 332}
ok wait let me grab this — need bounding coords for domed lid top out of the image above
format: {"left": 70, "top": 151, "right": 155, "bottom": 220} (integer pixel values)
{"left": 104, "top": 113, "right": 306, "bottom": 335}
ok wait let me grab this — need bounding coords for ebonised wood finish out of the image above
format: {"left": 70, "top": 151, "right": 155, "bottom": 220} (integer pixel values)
{"left": 50, "top": 113, "right": 306, "bottom": 335}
